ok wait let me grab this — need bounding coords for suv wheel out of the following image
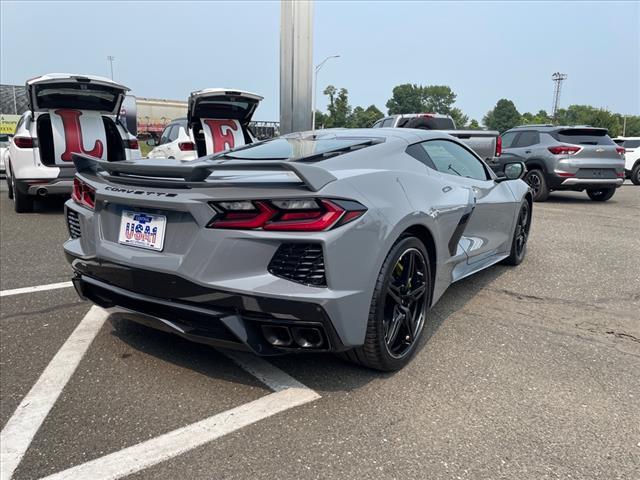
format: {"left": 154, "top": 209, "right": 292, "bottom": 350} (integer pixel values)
{"left": 340, "top": 236, "right": 432, "bottom": 372}
{"left": 586, "top": 187, "right": 616, "bottom": 202}
{"left": 12, "top": 176, "right": 34, "bottom": 213}
{"left": 632, "top": 163, "right": 640, "bottom": 186}
{"left": 6, "top": 165, "right": 14, "bottom": 200}
{"left": 525, "top": 169, "right": 549, "bottom": 202}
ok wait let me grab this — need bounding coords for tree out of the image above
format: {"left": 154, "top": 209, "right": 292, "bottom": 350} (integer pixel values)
{"left": 385, "top": 84, "right": 424, "bottom": 115}
{"left": 349, "top": 105, "right": 384, "bottom": 128}
{"left": 322, "top": 85, "right": 351, "bottom": 128}
{"left": 422, "top": 85, "right": 457, "bottom": 113}
{"left": 483, "top": 99, "right": 521, "bottom": 133}
{"left": 469, "top": 119, "right": 480, "bottom": 129}
{"left": 521, "top": 110, "right": 552, "bottom": 125}
{"left": 554, "top": 105, "right": 622, "bottom": 137}
{"left": 449, "top": 107, "right": 468, "bottom": 129}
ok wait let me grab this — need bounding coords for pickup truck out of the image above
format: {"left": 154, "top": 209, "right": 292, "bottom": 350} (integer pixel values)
{"left": 372, "top": 113, "right": 501, "bottom": 163}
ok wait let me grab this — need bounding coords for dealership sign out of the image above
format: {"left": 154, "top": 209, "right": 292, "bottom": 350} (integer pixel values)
{"left": 0, "top": 114, "right": 20, "bottom": 134}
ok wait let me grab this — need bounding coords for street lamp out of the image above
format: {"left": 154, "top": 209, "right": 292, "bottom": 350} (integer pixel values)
{"left": 107, "top": 55, "right": 115, "bottom": 80}
{"left": 312, "top": 54, "right": 340, "bottom": 131}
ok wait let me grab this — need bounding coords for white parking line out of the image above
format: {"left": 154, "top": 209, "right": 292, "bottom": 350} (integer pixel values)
{"left": 0, "top": 307, "right": 320, "bottom": 480}
{"left": 0, "top": 306, "right": 108, "bottom": 480}
{"left": 0, "top": 281, "right": 73, "bottom": 298}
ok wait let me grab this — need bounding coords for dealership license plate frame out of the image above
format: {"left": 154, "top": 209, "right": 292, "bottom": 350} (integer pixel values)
{"left": 118, "top": 210, "right": 167, "bottom": 252}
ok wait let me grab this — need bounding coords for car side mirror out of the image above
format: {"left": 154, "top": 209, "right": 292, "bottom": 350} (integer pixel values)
{"left": 496, "top": 161, "right": 526, "bottom": 182}
{"left": 146, "top": 139, "right": 157, "bottom": 147}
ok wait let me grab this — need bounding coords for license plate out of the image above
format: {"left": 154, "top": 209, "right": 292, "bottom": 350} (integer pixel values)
{"left": 118, "top": 210, "right": 166, "bottom": 251}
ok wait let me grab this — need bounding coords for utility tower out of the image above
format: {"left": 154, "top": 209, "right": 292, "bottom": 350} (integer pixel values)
{"left": 551, "top": 72, "right": 567, "bottom": 122}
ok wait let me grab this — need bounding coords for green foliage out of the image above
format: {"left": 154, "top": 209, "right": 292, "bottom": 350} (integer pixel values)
{"left": 554, "top": 105, "right": 622, "bottom": 137}
{"left": 450, "top": 108, "right": 468, "bottom": 129}
{"left": 520, "top": 110, "right": 552, "bottom": 125}
{"left": 317, "top": 86, "right": 383, "bottom": 129}
{"left": 617, "top": 115, "right": 640, "bottom": 136}
{"left": 385, "top": 84, "right": 461, "bottom": 119}
{"left": 349, "top": 105, "right": 384, "bottom": 128}
{"left": 468, "top": 119, "right": 480, "bottom": 129}
{"left": 483, "top": 99, "right": 521, "bottom": 133}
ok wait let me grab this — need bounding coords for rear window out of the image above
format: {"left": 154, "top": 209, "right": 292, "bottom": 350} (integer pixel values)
{"left": 551, "top": 129, "right": 614, "bottom": 145}
{"left": 218, "top": 136, "right": 382, "bottom": 161}
{"left": 620, "top": 139, "right": 640, "bottom": 148}
{"left": 34, "top": 82, "right": 121, "bottom": 111}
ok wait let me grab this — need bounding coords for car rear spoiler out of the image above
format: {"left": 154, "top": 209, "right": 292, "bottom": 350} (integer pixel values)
{"left": 72, "top": 154, "right": 337, "bottom": 192}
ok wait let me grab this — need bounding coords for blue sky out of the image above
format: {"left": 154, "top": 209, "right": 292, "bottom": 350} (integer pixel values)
{"left": 1, "top": 1, "right": 638, "bottom": 122}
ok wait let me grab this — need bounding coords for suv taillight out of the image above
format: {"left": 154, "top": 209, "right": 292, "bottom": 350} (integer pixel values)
{"left": 72, "top": 177, "right": 95, "bottom": 210}
{"left": 615, "top": 147, "right": 625, "bottom": 156}
{"left": 548, "top": 145, "right": 581, "bottom": 155}
{"left": 13, "top": 136, "right": 34, "bottom": 148}
{"left": 207, "top": 198, "right": 366, "bottom": 231}
{"left": 125, "top": 139, "right": 139, "bottom": 150}
{"left": 495, "top": 135, "right": 502, "bottom": 157}
{"left": 178, "top": 142, "right": 196, "bottom": 151}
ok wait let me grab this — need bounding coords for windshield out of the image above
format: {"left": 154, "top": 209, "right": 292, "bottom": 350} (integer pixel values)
{"left": 217, "top": 136, "right": 383, "bottom": 160}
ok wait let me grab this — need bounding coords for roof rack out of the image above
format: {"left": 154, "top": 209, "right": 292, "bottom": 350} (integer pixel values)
{"left": 512, "top": 124, "right": 555, "bottom": 128}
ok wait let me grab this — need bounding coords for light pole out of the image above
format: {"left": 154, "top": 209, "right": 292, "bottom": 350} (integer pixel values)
{"left": 312, "top": 54, "right": 340, "bottom": 131}
{"left": 107, "top": 55, "right": 115, "bottom": 80}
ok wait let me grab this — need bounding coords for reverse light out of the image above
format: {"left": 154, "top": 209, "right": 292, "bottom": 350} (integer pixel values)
{"left": 72, "top": 177, "right": 95, "bottom": 210}
{"left": 178, "top": 142, "right": 196, "bottom": 151}
{"left": 13, "top": 136, "right": 34, "bottom": 148}
{"left": 548, "top": 145, "right": 581, "bottom": 155}
{"left": 207, "top": 198, "right": 367, "bottom": 231}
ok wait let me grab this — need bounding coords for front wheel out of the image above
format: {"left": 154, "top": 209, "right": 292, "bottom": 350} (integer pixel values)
{"left": 503, "top": 201, "right": 531, "bottom": 266}
{"left": 524, "top": 169, "right": 549, "bottom": 202}
{"left": 631, "top": 164, "right": 640, "bottom": 186}
{"left": 341, "top": 236, "right": 432, "bottom": 372}
{"left": 586, "top": 187, "right": 616, "bottom": 201}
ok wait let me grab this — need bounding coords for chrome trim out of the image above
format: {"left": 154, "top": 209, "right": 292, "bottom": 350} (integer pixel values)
{"left": 560, "top": 178, "right": 623, "bottom": 186}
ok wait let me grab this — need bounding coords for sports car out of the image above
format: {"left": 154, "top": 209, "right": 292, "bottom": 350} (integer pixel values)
{"left": 64, "top": 129, "right": 532, "bottom": 371}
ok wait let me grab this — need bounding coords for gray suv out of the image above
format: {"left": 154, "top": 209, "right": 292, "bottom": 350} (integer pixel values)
{"left": 499, "top": 125, "right": 625, "bottom": 201}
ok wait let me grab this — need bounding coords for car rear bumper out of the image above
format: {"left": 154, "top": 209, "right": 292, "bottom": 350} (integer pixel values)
{"left": 68, "top": 256, "right": 347, "bottom": 355}
{"left": 560, "top": 178, "right": 624, "bottom": 187}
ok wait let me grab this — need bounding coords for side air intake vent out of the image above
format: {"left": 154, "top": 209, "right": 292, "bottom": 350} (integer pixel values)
{"left": 67, "top": 209, "right": 82, "bottom": 239}
{"left": 268, "top": 243, "right": 326, "bottom": 287}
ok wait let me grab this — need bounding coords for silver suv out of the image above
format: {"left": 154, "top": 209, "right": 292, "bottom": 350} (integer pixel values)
{"left": 499, "top": 125, "right": 625, "bottom": 201}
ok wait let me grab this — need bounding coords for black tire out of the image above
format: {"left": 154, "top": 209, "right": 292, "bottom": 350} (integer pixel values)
{"left": 502, "top": 201, "right": 531, "bottom": 266}
{"left": 632, "top": 163, "right": 640, "bottom": 186}
{"left": 6, "top": 165, "right": 13, "bottom": 200}
{"left": 340, "top": 236, "right": 432, "bottom": 372}
{"left": 524, "top": 169, "right": 549, "bottom": 202}
{"left": 12, "top": 176, "right": 34, "bottom": 213}
{"left": 586, "top": 187, "right": 616, "bottom": 202}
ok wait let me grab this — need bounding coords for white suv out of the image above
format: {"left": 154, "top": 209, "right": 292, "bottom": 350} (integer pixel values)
{"left": 147, "top": 89, "right": 262, "bottom": 160}
{"left": 613, "top": 137, "right": 640, "bottom": 185}
{"left": 147, "top": 118, "right": 196, "bottom": 160}
{"left": 5, "top": 73, "right": 140, "bottom": 212}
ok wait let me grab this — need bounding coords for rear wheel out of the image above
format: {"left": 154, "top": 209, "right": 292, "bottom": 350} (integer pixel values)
{"left": 503, "top": 201, "right": 531, "bottom": 266}
{"left": 586, "top": 187, "right": 616, "bottom": 202}
{"left": 632, "top": 164, "right": 640, "bottom": 186}
{"left": 6, "top": 165, "right": 13, "bottom": 200}
{"left": 12, "top": 176, "right": 34, "bottom": 213}
{"left": 341, "top": 236, "right": 431, "bottom": 372}
{"left": 524, "top": 169, "right": 549, "bottom": 202}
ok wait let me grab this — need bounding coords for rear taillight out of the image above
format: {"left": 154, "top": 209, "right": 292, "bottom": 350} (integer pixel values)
{"left": 495, "top": 135, "right": 502, "bottom": 157}
{"left": 548, "top": 145, "right": 581, "bottom": 155}
{"left": 125, "top": 139, "right": 139, "bottom": 150}
{"left": 13, "top": 136, "right": 34, "bottom": 148}
{"left": 72, "top": 177, "right": 95, "bottom": 210}
{"left": 207, "top": 198, "right": 366, "bottom": 231}
{"left": 615, "top": 147, "right": 625, "bottom": 156}
{"left": 178, "top": 142, "right": 196, "bottom": 151}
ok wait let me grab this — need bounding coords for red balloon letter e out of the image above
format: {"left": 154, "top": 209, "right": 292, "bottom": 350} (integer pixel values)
{"left": 203, "top": 119, "right": 239, "bottom": 153}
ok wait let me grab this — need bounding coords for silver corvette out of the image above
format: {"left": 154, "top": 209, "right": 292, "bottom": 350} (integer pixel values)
{"left": 64, "top": 129, "right": 532, "bottom": 371}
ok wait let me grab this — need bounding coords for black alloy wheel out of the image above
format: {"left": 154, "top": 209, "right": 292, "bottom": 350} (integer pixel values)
{"left": 383, "top": 247, "right": 428, "bottom": 359}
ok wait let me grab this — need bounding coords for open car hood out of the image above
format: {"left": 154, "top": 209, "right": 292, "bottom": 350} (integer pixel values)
{"left": 26, "top": 73, "right": 130, "bottom": 115}
{"left": 187, "top": 88, "right": 263, "bottom": 125}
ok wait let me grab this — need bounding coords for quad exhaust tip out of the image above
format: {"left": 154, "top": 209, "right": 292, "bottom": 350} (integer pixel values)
{"left": 261, "top": 325, "right": 324, "bottom": 349}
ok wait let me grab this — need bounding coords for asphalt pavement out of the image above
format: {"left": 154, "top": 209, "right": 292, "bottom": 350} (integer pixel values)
{"left": 1, "top": 180, "right": 638, "bottom": 480}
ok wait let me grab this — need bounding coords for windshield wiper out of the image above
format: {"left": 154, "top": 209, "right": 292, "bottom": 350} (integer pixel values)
{"left": 448, "top": 164, "right": 462, "bottom": 176}
{"left": 299, "top": 139, "right": 382, "bottom": 162}
{"left": 212, "top": 154, "right": 290, "bottom": 161}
